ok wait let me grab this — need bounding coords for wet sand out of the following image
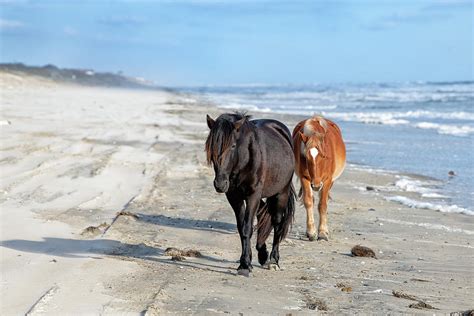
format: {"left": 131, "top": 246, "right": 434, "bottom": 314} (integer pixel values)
{"left": 0, "top": 71, "right": 473, "bottom": 315}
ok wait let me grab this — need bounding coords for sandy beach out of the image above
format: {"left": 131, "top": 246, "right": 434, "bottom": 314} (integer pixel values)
{"left": 1, "top": 70, "right": 473, "bottom": 315}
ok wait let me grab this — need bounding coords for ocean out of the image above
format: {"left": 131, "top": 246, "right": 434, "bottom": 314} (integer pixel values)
{"left": 179, "top": 82, "right": 474, "bottom": 215}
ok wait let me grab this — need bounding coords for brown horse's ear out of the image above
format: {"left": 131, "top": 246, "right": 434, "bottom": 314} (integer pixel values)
{"left": 234, "top": 117, "right": 246, "bottom": 131}
{"left": 299, "top": 131, "right": 309, "bottom": 143}
{"left": 317, "top": 117, "right": 328, "bottom": 133}
{"left": 206, "top": 115, "right": 215, "bottom": 129}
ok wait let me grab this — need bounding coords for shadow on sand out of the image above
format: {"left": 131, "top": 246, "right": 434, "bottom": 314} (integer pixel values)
{"left": 136, "top": 213, "right": 237, "bottom": 235}
{"left": 0, "top": 237, "right": 236, "bottom": 276}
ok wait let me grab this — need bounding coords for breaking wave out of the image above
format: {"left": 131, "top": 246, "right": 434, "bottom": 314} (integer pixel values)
{"left": 386, "top": 196, "right": 474, "bottom": 216}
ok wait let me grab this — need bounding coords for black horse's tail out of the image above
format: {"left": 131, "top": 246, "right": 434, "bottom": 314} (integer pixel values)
{"left": 256, "top": 200, "right": 270, "bottom": 246}
{"left": 280, "top": 183, "right": 296, "bottom": 241}
{"left": 256, "top": 183, "right": 296, "bottom": 246}
{"left": 298, "top": 185, "right": 303, "bottom": 200}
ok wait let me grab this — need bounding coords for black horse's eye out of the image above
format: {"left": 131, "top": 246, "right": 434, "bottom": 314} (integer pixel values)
{"left": 231, "top": 143, "right": 237, "bottom": 149}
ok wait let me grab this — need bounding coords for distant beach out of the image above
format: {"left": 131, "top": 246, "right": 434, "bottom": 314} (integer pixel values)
{"left": 1, "top": 68, "right": 473, "bottom": 314}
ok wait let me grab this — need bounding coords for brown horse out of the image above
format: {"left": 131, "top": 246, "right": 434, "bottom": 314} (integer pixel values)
{"left": 292, "top": 116, "right": 346, "bottom": 241}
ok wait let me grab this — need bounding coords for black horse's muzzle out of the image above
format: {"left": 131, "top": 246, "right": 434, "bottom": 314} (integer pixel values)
{"left": 214, "top": 178, "right": 229, "bottom": 193}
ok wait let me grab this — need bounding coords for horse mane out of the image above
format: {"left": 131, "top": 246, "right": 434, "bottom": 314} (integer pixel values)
{"left": 303, "top": 116, "right": 327, "bottom": 137}
{"left": 205, "top": 112, "right": 251, "bottom": 165}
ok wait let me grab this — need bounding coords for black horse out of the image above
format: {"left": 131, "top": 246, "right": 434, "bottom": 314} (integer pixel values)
{"left": 205, "top": 112, "right": 296, "bottom": 276}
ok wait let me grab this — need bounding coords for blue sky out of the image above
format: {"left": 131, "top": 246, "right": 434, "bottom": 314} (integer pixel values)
{"left": 0, "top": 0, "right": 472, "bottom": 85}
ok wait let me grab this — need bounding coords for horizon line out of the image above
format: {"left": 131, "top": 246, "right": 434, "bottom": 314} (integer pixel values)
{"left": 1, "top": 61, "right": 473, "bottom": 88}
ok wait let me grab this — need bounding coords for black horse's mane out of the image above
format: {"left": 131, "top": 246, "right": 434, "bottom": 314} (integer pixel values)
{"left": 205, "top": 112, "right": 251, "bottom": 165}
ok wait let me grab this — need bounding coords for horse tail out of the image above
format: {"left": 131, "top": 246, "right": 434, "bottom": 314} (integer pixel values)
{"left": 297, "top": 185, "right": 303, "bottom": 200}
{"left": 256, "top": 200, "right": 271, "bottom": 246}
{"left": 257, "top": 183, "right": 296, "bottom": 245}
{"left": 280, "top": 182, "right": 296, "bottom": 241}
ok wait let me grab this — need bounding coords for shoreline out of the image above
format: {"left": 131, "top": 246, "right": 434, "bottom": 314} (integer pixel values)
{"left": 1, "top": 72, "right": 473, "bottom": 314}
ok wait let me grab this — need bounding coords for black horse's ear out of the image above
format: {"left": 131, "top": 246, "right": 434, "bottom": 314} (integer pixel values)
{"left": 234, "top": 117, "right": 246, "bottom": 131}
{"left": 206, "top": 115, "right": 215, "bottom": 129}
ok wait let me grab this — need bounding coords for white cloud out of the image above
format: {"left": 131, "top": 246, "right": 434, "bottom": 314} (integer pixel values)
{"left": 114, "top": 0, "right": 276, "bottom": 3}
{"left": 0, "top": 0, "right": 28, "bottom": 3}
{"left": 0, "top": 18, "right": 25, "bottom": 30}
{"left": 63, "top": 26, "right": 78, "bottom": 36}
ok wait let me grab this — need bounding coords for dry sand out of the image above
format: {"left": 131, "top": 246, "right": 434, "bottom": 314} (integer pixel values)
{"left": 0, "top": 71, "right": 473, "bottom": 315}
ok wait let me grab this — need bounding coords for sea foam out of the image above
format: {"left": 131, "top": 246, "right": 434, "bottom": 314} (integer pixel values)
{"left": 394, "top": 178, "right": 446, "bottom": 198}
{"left": 321, "top": 112, "right": 410, "bottom": 125}
{"left": 319, "top": 112, "right": 474, "bottom": 136}
{"left": 386, "top": 196, "right": 474, "bottom": 216}
{"left": 415, "top": 122, "right": 474, "bottom": 136}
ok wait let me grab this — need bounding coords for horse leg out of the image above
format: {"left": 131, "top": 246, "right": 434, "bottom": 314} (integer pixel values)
{"left": 256, "top": 200, "right": 269, "bottom": 266}
{"left": 237, "top": 193, "right": 260, "bottom": 276}
{"left": 225, "top": 192, "right": 249, "bottom": 272}
{"left": 317, "top": 181, "right": 332, "bottom": 241}
{"left": 301, "top": 178, "right": 316, "bottom": 241}
{"left": 267, "top": 190, "right": 289, "bottom": 270}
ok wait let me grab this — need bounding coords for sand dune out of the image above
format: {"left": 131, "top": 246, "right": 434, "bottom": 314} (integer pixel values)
{"left": 0, "top": 71, "right": 472, "bottom": 314}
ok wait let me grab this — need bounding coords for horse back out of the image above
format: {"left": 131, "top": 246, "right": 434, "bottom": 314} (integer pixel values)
{"left": 252, "top": 119, "right": 293, "bottom": 148}
{"left": 250, "top": 119, "right": 294, "bottom": 197}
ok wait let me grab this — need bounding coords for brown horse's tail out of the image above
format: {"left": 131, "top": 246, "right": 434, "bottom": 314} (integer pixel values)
{"left": 256, "top": 183, "right": 296, "bottom": 246}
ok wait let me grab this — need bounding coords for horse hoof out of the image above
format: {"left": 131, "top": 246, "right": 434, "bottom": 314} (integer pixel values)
{"left": 266, "top": 263, "right": 280, "bottom": 271}
{"left": 237, "top": 269, "right": 251, "bottom": 277}
{"left": 307, "top": 232, "right": 317, "bottom": 241}
{"left": 238, "top": 263, "right": 253, "bottom": 272}
{"left": 265, "top": 258, "right": 280, "bottom": 271}
{"left": 258, "top": 251, "right": 269, "bottom": 266}
{"left": 317, "top": 233, "right": 329, "bottom": 241}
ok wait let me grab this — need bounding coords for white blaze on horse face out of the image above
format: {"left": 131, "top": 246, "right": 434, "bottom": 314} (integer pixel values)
{"left": 310, "top": 147, "right": 318, "bottom": 159}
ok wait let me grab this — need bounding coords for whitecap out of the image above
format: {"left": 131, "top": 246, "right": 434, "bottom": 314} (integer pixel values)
{"left": 415, "top": 122, "right": 474, "bottom": 136}
{"left": 321, "top": 112, "right": 410, "bottom": 125}
{"left": 401, "top": 110, "right": 474, "bottom": 121}
{"left": 219, "top": 102, "right": 272, "bottom": 113}
{"left": 394, "top": 178, "right": 445, "bottom": 198}
{"left": 386, "top": 196, "right": 474, "bottom": 216}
